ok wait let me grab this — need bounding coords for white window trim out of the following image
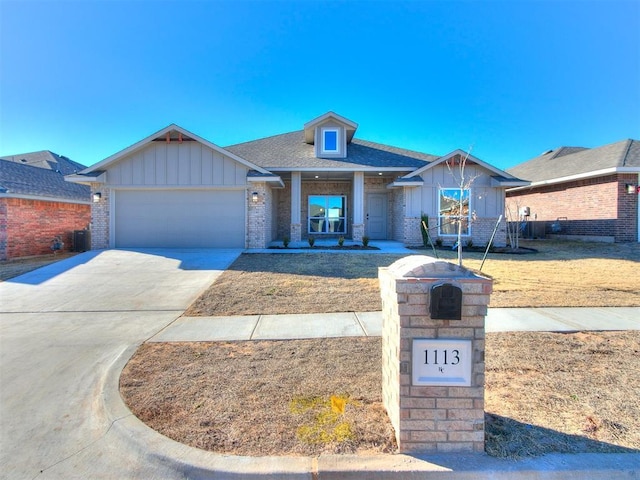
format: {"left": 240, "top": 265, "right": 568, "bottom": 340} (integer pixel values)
{"left": 438, "top": 188, "right": 472, "bottom": 237}
{"left": 308, "top": 195, "right": 347, "bottom": 234}
{"left": 320, "top": 128, "right": 340, "bottom": 154}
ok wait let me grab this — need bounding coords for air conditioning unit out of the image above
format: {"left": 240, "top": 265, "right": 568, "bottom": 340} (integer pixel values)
{"left": 519, "top": 206, "right": 531, "bottom": 216}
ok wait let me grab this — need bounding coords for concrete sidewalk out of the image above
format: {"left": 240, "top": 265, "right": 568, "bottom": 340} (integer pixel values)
{"left": 134, "top": 306, "right": 640, "bottom": 479}
{"left": 149, "top": 307, "right": 640, "bottom": 342}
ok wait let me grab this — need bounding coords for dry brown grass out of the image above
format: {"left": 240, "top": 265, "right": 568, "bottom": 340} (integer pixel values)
{"left": 120, "top": 332, "right": 640, "bottom": 457}
{"left": 185, "top": 254, "right": 404, "bottom": 316}
{"left": 121, "top": 338, "right": 396, "bottom": 456}
{"left": 0, "top": 252, "right": 79, "bottom": 282}
{"left": 185, "top": 240, "right": 640, "bottom": 316}
{"left": 485, "top": 331, "right": 640, "bottom": 457}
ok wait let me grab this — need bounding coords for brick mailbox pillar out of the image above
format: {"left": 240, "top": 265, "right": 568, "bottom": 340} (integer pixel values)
{"left": 379, "top": 255, "right": 492, "bottom": 454}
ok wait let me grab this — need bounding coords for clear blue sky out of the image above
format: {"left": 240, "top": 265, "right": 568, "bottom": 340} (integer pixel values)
{"left": 1, "top": 0, "right": 639, "bottom": 171}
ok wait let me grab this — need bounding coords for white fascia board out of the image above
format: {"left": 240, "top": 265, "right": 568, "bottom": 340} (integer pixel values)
{"left": 80, "top": 124, "right": 272, "bottom": 176}
{"left": 491, "top": 178, "right": 530, "bottom": 188}
{"left": 387, "top": 181, "right": 424, "bottom": 189}
{"left": 406, "top": 149, "right": 513, "bottom": 179}
{"left": 0, "top": 192, "right": 91, "bottom": 205}
{"left": 65, "top": 172, "right": 106, "bottom": 184}
{"left": 266, "top": 167, "right": 415, "bottom": 173}
{"left": 247, "top": 175, "right": 285, "bottom": 188}
{"left": 303, "top": 111, "right": 358, "bottom": 131}
{"left": 506, "top": 167, "right": 640, "bottom": 192}
{"left": 303, "top": 112, "right": 359, "bottom": 143}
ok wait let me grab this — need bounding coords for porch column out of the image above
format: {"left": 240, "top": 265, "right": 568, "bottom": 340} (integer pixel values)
{"left": 353, "top": 172, "right": 365, "bottom": 241}
{"left": 290, "top": 171, "right": 302, "bottom": 242}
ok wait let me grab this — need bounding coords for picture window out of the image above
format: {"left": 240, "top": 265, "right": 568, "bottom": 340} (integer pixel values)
{"left": 308, "top": 195, "right": 346, "bottom": 234}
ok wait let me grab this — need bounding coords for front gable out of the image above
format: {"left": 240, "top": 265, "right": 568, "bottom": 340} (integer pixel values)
{"left": 68, "top": 124, "right": 278, "bottom": 188}
{"left": 104, "top": 138, "right": 250, "bottom": 187}
{"left": 303, "top": 112, "right": 358, "bottom": 159}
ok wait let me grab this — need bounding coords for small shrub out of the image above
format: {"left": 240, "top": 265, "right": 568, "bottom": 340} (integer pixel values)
{"left": 466, "top": 239, "right": 474, "bottom": 248}
{"left": 308, "top": 237, "right": 315, "bottom": 247}
{"left": 435, "top": 238, "right": 443, "bottom": 247}
{"left": 337, "top": 236, "right": 344, "bottom": 247}
{"left": 283, "top": 237, "right": 290, "bottom": 248}
{"left": 362, "top": 236, "right": 370, "bottom": 247}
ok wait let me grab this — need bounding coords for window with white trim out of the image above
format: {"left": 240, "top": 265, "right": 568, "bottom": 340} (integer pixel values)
{"left": 321, "top": 128, "right": 340, "bottom": 154}
{"left": 438, "top": 188, "right": 470, "bottom": 236}
{"left": 308, "top": 195, "right": 346, "bottom": 234}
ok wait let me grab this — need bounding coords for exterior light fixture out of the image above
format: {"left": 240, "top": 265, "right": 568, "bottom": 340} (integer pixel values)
{"left": 626, "top": 184, "right": 637, "bottom": 194}
{"left": 93, "top": 192, "right": 101, "bottom": 203}
{"left": 252, "top": 192, "right": 259, "bottom": 203}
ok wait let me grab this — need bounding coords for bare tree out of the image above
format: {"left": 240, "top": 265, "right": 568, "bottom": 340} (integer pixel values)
{"left": 505, "top": 199, "right": 521, "bottom": 251}
{"left": 445, "top": 149, "right": 479, "bottom": 266}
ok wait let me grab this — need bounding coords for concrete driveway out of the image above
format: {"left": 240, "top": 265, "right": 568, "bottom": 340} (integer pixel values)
{"left": 0, "top": 249, "right": 241, "bottom": 479}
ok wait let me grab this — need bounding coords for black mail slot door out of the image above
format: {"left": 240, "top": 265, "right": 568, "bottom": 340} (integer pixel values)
{"left": 430, "top": 283, "right": 462, "bottom": 320}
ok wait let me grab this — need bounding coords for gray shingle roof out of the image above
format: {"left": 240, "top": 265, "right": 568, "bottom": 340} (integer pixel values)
{"left": 225, "top": 131, "right": 437, "bottom": 170}
{"left": 0, "top": 150, "right": 87, "bottom": 176}
{"left": 0, "top": 151, "right": 90, "bottom": 201}
{"left": 507, "top": 139, "right": 640, "bottom": 183}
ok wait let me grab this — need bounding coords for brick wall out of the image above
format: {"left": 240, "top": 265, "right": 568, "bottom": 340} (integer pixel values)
{"left": 247, "top": 183, "right": 271, "bottom": 248}
{"left": 506, "top": 174, "right": 638, "bottom": 242}
{"left": 90, "top": 185, "right": 110, "bottom": 249}
{"left": 379, "top": 258, "right": 491, "bottom": 454}
{"left": 0, "top": 197, "right": 91, "bottom": 260}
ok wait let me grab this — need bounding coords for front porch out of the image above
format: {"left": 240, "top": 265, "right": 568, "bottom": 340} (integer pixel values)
{"left": 267, "top": 171, "right": 407, "bottom": 246}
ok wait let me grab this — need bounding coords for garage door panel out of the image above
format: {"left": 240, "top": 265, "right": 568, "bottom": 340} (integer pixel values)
{"left": 115, "top": 190, "right": 245, "bottom": 248}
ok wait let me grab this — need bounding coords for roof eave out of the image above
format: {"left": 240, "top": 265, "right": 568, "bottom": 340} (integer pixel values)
{"left": 264, "top": 167, "right": 417, "bottom": 173}
{"left": 491, "top": 178, "right": 530, "bottom": 188}
{"left": 79, "top": 124, "right": 272, "bottom": 176}
{"left": 506, "top": 166, "right": 640, "bottom": 192}
{"left": 65, "top": 172, "right": 106, "bottom": 184}
{"left": 247, "top": 174, "right": 285, "bottom": 188}
{"left": 406, "top": 149, "right": 516, "bottom": 180}
{"left": 0, "top": 192, "right": 91, "bottom": 205}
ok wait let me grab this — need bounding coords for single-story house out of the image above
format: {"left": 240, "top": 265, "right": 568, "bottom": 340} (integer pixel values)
{"left": 0, "top": 151, "right": 91, "bottom": 260}
{"left": 506, "top": 139, "right": 640, "bottom": 243}
{"left": 66, "top": 112, "right": 527, "bottom": 250}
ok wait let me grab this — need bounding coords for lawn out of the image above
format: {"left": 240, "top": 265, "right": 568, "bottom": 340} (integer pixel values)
{"left": 120, "top": 240, "right": 640, "bottom": 457}
{"left": 185, "top": 240, "right": 640, "bottom": 316}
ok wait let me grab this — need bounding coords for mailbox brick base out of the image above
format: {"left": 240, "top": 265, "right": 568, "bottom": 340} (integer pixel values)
{"left": 379, "top": 256, "right": 492, "bottom": 454}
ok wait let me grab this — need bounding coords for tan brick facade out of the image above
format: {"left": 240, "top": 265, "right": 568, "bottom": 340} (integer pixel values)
{"left": 90, "top": 185, "right": 110, "bottom": 250}
{"left": 380, "top": 257, "right": 491, "bottom": 454}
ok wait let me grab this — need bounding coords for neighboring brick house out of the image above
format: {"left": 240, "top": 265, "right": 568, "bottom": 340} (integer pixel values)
{"left": 506, "top": 139, "right": 640, "bottom": 243}
{"left": 0, "top": 151, "right": 91, "bottom": 260}
{"left": 67, "top": 112, "right": 527, "bottom": 250}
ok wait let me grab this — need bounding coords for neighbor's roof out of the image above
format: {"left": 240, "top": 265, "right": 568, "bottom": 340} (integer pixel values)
{"left": 225, "top": 131, "right": 438, "bottom": 171}
{"left": 0, "top": 150, "right": 87, "bottom": 176}
{"left": 0, "top": 155, "right": 91, "bottom": 202}
{"left": 507, "top": 139, "right": 640, "bottom": 184}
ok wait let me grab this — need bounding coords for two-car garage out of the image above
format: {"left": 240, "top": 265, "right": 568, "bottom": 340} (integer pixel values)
{"left": 113, "top": 189, "right": 246, "bottom": 248}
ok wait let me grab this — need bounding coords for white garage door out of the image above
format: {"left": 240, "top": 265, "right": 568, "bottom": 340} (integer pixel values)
{"left": 114, "top": 190, "right": 245, "bottom": 248}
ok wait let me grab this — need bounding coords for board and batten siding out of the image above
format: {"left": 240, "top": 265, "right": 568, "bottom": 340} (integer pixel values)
{"left": 405, "top": 164, "right": 505, "bottom": 218}
{"left": 106, "top": 142, "right": 249, "bottom": 187}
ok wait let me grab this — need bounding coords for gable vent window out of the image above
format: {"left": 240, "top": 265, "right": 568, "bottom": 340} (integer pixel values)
{"left": 321, "top": 128, "right": 340, "bottom": 154}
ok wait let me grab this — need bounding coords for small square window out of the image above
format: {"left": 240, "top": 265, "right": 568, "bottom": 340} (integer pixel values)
{"left": 322, "top": 129, "right": 339, "bottom": 153}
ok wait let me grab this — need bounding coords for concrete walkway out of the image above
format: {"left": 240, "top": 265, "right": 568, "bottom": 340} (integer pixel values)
{"left": 149, "top": 307, "right": 640, "bottom": 342}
